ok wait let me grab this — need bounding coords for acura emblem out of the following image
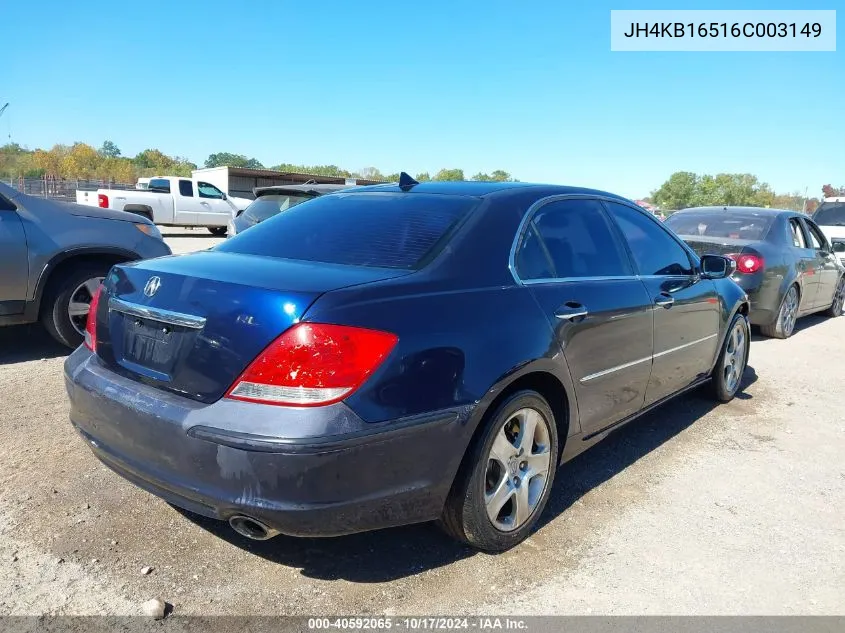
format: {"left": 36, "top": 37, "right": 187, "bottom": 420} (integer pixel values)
{"left": 143, "top": 276, "right": 161, "bottom": 298}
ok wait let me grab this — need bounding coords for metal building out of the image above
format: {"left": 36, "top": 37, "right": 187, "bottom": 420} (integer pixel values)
{"left": 191, "top": 166, "right": 385, "bottom": 200}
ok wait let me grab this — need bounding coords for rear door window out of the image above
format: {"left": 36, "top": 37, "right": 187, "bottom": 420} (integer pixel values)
{"left": 789, "top": 218, "right": 807, "bottom": 248}
{"left": 148, "top": 178, "right": 171, "bottom": 193}
{"left": 217, "top": 192, "right": 477, "bottom": 269}
{"left": 178, "top": 180, "right": 193, "bottom": 197}
{"left": 516, "top": 199, "right": 632, "bottom": 279}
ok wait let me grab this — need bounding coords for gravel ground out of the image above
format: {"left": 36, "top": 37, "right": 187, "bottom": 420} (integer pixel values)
{"left": 0, "top": 229, "right": 843, "bottom": 616}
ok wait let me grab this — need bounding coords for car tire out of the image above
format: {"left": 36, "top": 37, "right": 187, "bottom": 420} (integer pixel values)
{"left": 439, "top": 390, "right": 559, "bottom": 552}
{"left": 760, "top": 284, "right": 799, "bottom": 339}
{"left": 711, "top": 312, "right": 750, "bottom": 403}
{"left": 823, "top": 276, "right": 845, "bottom": 318}
{"left": 41, "top": 264, "right": 109, "bottom": 349}
{"left": 208, "top": 227, "right": 227, "bottom": 237}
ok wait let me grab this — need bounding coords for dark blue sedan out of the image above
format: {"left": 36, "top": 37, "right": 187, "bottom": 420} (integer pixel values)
{"left": 64, "top": 176, "right": 750, "bottom": 552}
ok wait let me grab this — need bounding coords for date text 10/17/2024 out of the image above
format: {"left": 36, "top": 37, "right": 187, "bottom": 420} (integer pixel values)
{"left": 308, "top": 618, "right": 528, "bottom": 630}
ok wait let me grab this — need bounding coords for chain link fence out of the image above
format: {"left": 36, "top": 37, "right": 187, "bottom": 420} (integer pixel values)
{"left": 5, "top": 176, "right": 137, "bottom": 202}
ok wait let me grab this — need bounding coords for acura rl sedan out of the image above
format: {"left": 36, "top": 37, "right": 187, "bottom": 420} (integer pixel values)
{"left": 64, "top": 176, "right": 749, "bottom": 552}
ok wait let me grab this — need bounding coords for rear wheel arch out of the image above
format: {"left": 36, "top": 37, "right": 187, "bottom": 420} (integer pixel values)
{"left": 439, "top": 370, "right": 571, "bottom": 550}
{"left": 34, "top": 248, "right": 137, "bottom": 312}
{"left": 454, "top": 367, "right": 574, "bottom": 484}
{"left": 122, "top": 204, "right": 153, "bottom": 221}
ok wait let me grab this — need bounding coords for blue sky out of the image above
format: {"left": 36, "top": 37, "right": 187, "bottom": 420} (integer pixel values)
{"left": 3, "top": 0, "right": 842, "bottom": 198}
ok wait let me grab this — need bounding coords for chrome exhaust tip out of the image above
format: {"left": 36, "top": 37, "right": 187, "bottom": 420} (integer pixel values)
{"left": 228, "top": 515, "right": 280, "bottom": 541}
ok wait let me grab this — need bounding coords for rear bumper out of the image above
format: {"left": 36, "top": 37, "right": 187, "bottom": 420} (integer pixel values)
{"left": 63, "top": 347, "right": 471, "bottom": 537}
{"left": 731, "top": 275, "right": 778, "bottom": 326}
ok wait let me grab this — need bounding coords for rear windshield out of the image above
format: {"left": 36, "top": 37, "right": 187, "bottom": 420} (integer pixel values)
{"left": 813, "top": 202, "right": 845, "bottom": 226}
{"left": 148, "top": 178, "right": 171, "bottom": 193}
{"left": 216, "top": 192, "right": 477, "bottom": 269}
{"left": 664, "top": 212, "right": 774, "bottom": 240}
{"left": 240, "top": 193, "right": 317, "bottom": 224}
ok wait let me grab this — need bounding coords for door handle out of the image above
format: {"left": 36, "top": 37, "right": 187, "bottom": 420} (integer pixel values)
{"left": 554, "top": 302, "right": 588, "bottom": 320}
{"left": 654, "top": 293, "right": 674, "bottom": 309}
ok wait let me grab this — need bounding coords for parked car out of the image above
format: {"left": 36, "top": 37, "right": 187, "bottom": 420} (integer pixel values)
{"left": 75, "top": 176, "right": 252, "bottom": 236}
{"left": 65, "top": 176, "right": 749, "bottom": 552}
{"left": 0, "top": 181, "right": 171, "bottom": 348}
{"left": 227, "top": 183, "right": 354, "bottom": 237}
{"left": 812, "top": 197, "right": 845, "bottom": 264}
{"left": 665, "top": 206, "right": 845, "bottom": 339}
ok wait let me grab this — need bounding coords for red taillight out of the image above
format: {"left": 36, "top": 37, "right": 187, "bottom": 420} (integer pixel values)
{"left": 727, "top": 253, "right": 764, "bottom": 274}
{"left": 97, "top": 193, "right": 109, "bottom": 208}
{"left": 84, "top": 285, "right": 103, "bottom": 352}
{"left": 225, "top": 323, "right": 399, "bottom": 407}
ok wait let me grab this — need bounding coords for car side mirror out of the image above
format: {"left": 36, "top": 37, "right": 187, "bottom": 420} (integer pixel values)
{"left": 221, "top": 193, "right": 227, "bottom": 200}
{"left": 701, "top": 254, "right": 732, "bottom": 279}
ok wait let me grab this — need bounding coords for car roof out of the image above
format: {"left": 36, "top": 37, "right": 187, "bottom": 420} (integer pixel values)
{"left": 673, "top": 206, "right": 792, "bottom": 217}
{"left": 342, "top": 180, "right": 635, "bottom": 202}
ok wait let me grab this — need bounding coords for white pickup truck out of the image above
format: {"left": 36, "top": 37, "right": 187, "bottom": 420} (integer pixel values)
{"left": 75, "top": 176, "right": 252, "bottom": 235}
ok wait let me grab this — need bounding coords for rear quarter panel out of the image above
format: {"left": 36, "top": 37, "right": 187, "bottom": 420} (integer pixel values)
{"left": 304, "top": 278, "right": 575, "bottom": 428}
{"left": 109, "top": 191, "right": 173, "bottom": 223}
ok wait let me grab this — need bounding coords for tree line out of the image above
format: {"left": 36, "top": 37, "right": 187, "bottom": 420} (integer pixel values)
{"left": 0, "top": 142, "right": 516, "bottom": 184}
{"left": 648, "top": 171, "right": 839, "bottom": 214}
{"left": 0, "top": 141, "right": 197, "bottom": 182}
{"left": 2, "top": 142, "right": 839, "bottom": 208}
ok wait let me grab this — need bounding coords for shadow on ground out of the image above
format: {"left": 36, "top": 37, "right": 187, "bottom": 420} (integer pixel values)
{"left": 751, "top": 314, "right": 829, "bottom": 342}
{"left": 176, "top": 366, "right": 758, "bottom": 583}
{"left": 0, "top": 324, "right": 69, "bottom": 365}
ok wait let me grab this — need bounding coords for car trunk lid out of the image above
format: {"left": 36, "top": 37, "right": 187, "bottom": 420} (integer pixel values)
{"left": 94, "top": 250, "right": 410, "bottom": 404}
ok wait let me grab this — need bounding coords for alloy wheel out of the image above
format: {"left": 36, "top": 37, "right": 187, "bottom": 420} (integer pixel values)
{"left": 833, "top": 279, "right": 845, "bottom": 315}
{"left": 484, "top": 408, "right": 553, "bottom": 532}
{"left": 67, "top": 277, "right": 104, "bottom": 336}
{"left": 723, "top": 320, "right": 747, "bottom": 393}
{"left": 780, "top": 287, "right": 799, "bottom": 337}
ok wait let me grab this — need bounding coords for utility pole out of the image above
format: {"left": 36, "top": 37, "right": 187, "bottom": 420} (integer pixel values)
{"left": 0, "top": 103, "right": 9, "bottom": 143}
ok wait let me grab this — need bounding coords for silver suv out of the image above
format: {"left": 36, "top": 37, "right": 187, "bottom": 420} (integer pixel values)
{"left": 0, "top": 182, "right": 172, "bottom": 348}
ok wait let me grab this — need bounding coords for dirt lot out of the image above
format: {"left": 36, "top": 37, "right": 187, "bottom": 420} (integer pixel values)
{"left": 0, "top": 229, "right": 843, "bottom": 616}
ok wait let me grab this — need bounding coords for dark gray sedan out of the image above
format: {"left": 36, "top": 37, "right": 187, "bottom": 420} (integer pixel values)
{"left": 227, "top": 183, "right": 354, "bottom": 237}
{"left": 665, "top": 206, "right": 845, "bottom": 338}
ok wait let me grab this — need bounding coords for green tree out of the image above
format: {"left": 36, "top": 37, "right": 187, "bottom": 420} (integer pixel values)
{"left": 205, "top": 152, "right": 264, "bottom": 169}
{"left": 271, "top": 163, "right": 354, "bottom": 178}
{"left": 356, "top": 167, "right": 384, "bottom": 181}
{"left": 415, "top": 171, "right": 432, "bottom": 182}
{"left": 691, "top": 173, "right": 773, "bottom": 207}
{"left": 433, "top": 168, "right": 464, "bottom": 181}
{"left": 651, "top": 171, "right": 698, "bottom": 210}
{"left": 472, "top": 170, "right": 513, "bottom": 182}
{"left": 133, "top": 149, "right": 174, "bottom": 171}
{"left": 98, "top": 140, "right": 121, "bottom": 158}
{"left": 0, "top": 143, "right": 35, "bottom": 178}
